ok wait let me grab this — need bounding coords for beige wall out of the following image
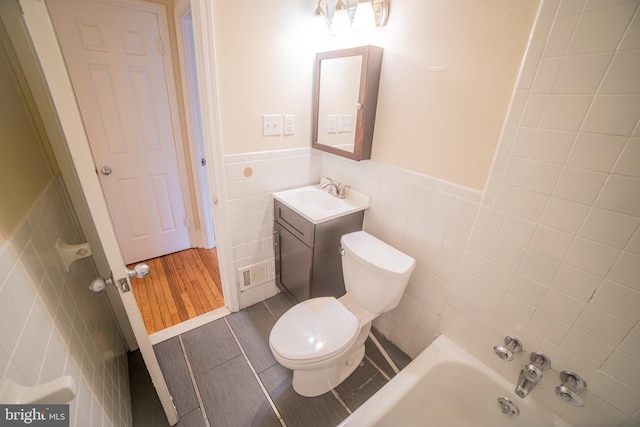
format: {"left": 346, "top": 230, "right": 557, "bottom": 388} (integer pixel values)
{"left": 211, "top": 0, "right": 539, "bottom": 190}
{"left": 212, "top": 0, "right": 316, "bottom": 154}
{"left": 0, "top": 27, "right": 53, "bottom": 243}
{"left": 372, "top": 1, "right": 539, "bottom": 190}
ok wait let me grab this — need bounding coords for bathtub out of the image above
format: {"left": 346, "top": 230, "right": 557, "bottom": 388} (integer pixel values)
{"left": 339, "top": 335, "right": 572, "bottom": 427}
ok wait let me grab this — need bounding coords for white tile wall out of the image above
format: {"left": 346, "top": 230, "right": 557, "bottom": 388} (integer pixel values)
{"left": 0, "top": 178, "right": 131, "bottom": 426}
{"left": 223, "top": 1, "right": 640, "bottom": 425}
{"left": 223, "top": 148, "right": 321, "bottom": 308}
{"left": 313, "top": 1, "right": 639, "bottom": 426}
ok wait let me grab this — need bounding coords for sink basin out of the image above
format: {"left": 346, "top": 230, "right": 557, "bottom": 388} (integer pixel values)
{"left": 273, "top": 185, "right": 370, "bottom": 224}
{"left": 295, "top": 190, "right": 342, "bottom": 211}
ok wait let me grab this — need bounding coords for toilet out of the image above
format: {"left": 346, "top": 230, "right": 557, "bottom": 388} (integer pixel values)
{"left": 269, "top": 231, "right": 416, "bottom": 397}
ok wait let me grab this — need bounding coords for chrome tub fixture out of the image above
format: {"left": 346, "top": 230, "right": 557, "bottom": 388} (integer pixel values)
{"left": 555, "top": 370, "right": 587, "bottom": 407}
{"left": 493, "top": 336, "right": 523, "bottom": 361}
{"left": 515, "top": 351, "right": 551, "bottom": 399}
{"left": 497, "top": 396, "right": 519, "bottom": 416}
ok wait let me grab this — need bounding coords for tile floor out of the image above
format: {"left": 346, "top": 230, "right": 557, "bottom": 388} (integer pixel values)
{"left": 129, "top": 292, "right": 411, "bottom": 427}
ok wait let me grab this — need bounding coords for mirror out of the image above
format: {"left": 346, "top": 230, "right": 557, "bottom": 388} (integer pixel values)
{"left": 312, "top": 45, "right": 383, "bottom": 161}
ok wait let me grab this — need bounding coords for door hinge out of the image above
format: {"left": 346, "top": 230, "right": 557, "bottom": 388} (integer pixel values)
{"left": 157, "top": 39, "right": 165, "bottom": 55}
{"left": 184, "top": 217, "right": 189, "bottom": 227}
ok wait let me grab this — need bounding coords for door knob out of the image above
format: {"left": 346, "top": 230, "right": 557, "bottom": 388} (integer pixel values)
{"left": 126, "top": 263, "right": 150, "bottom": 279}
{"left": 100, "top": 166, "right": 112, "bottom": 175}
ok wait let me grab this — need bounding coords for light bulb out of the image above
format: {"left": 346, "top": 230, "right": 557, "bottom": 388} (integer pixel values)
{"left": 331, "top": 0, "right": 351, "bottom": 35}
{"left": 313, "top": 1, "right": 330, "bottom": 35}
{"left": 353, "top": 1, "right": 375, "bottom": 31}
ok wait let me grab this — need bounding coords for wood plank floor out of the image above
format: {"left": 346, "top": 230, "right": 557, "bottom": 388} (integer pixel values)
{"left": 129, "top": 248, "right": 224, "bottom": 335}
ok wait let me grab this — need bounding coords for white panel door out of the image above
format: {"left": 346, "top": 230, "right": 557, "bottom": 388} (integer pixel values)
{"left": 48, "top": 0, "right": 191, "bottom": 264}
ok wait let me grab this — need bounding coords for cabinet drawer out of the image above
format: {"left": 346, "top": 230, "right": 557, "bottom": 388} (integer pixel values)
{"left": 274, "top": 200, "right": 314, "bottom": 247}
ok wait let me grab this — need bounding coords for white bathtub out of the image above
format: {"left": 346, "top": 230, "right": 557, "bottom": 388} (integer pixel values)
{"left": 339, "top": 335, "right": 572, "bottom": 427}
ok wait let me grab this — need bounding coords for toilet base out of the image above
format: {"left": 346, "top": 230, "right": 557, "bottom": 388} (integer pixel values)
{"left": 291, "top": 344, "right": 366, "bottom": 397}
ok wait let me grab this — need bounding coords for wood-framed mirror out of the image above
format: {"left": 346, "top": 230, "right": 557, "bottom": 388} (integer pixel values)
{"left": 312, "top": 45, "right": 383, "bottom": 161}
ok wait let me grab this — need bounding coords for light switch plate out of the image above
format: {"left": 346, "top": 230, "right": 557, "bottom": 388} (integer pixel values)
{"left": 262, "top": 114, "right": 282, "bottom": 136}
{"left": 338, "top": 114, "right": 352, "bottom": 133}
{"left": 328, "top": 115, "right": 337, "bottom": 133}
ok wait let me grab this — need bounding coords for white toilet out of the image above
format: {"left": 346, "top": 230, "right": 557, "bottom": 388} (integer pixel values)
{"left": 269, "top": 231, "right": 415, "bottom": 397}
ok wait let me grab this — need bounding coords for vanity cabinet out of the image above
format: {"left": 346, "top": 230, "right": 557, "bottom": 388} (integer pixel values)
{"left": 273, "top": 199, "right": 364, "bottom": 302}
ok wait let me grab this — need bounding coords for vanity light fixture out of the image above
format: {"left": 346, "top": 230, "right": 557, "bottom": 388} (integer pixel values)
{"left": 352, "top": 1, "right": 376, "bottom": 31}
{"left": 331, "top": 0, "right": 352, "bottom": 35}
{"left": 314, "top": 0, "right": 389, "bottom": 33}
{"left": 314, "top": 0, "right": 331, "bottom": 29}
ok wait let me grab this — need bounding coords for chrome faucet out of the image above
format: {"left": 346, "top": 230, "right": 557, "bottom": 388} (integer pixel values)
{"left": 515, "top": 351, "right": 551, "bottom": 399}
{"left": 321, "top": 177, "right": 349, "bottom": 199}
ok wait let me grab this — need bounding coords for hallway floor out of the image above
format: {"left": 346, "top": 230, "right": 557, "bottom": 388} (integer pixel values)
{"left": 129, "top": 292, "right": 411, "bottom": 427}
{"left": 129, "top": 248, "right": 224, "bottom": 334}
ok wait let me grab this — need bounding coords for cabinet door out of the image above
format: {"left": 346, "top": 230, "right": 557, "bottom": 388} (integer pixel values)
{"left": 275, "top": 222, "right": 313, "bottom": 302}
{"left": 274, "top": 200, "right": 314, "bottom": 246}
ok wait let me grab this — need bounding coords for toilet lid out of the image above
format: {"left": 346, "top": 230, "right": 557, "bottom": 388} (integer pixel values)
{"left": 270, "top": 297, "right": 359, "bottom": 361}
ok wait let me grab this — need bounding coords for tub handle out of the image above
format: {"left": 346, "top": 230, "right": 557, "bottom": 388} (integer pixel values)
{"left": 493, "top": 336, "right": 523, "bottom": 361}
{"left": 555, "top": 370, "right": 586, "bottom": 407}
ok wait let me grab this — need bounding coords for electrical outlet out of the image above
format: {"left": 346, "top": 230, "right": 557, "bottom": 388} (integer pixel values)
{"left": 262, "top": 114, "right": 282, "bottom": 136}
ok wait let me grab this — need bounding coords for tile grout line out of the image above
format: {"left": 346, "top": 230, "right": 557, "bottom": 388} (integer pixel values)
{"left": 178, "top": 335, "right": 211, "bottom": 427}
{"left": 330, "top": 352, "right": 392, "bottom": 418}
{"left": 263, "top": 302, "right": 278, "bottom": 320}
{"left": 331, "top": 389, "right": 352, "bottom": 415}
{"left": 223, "top": 318, "right": 287, "bottom": 426}
{"left": 364, "top": 354, "right": 392, "bottom": 382}
{"left": 368, "top": 332, "right": 400, "bottom": 375}
{"left": 329, "top": 336, "right": 400, "bottom": 417}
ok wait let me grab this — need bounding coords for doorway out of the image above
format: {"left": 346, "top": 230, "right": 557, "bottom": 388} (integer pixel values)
{"left": 48, "top": 0, "right": 194, "bottom": 264}
{"left": 46, "top": 0, "right": 228, "bottom": 339}
{"left": 128, "top": 248, "right": 224, "bottom": 334}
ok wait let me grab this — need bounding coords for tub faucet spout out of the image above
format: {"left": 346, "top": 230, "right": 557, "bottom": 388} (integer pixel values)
{"left": 515, "top": 351, "right": 551, "bottom": 399}
{"left": 515, "top": 369, "right": 537, "bottom": 398}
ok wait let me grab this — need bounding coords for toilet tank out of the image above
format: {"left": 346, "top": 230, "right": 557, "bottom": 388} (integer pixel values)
{"left": 340, "top": 231, "right": 416, "bottom": 314}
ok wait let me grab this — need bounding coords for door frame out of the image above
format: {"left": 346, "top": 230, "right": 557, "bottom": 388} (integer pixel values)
{"left": 101, "top": 0, "right": 240, "bottom": 314}
{"left": 184, "top": 0, "right": 239, "bottom": 311}
{"left": 18, "top": 0, "right": 179, "bottom": 424}
{"left": 174, "top": 0, "right": 216, "bottom": 249}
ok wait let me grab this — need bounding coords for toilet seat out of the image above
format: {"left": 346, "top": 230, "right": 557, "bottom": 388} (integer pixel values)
{"left": 270, "top": 297, "right": 359, "bottom": 361}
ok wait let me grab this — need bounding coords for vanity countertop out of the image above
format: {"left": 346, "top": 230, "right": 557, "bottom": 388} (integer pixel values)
{"left": 273, "top": 185, "right": 370, "bottom": 224}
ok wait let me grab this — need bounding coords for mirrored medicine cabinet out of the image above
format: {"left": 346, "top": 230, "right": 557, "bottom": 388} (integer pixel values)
{"left": 312, "top": 45, "right": 383, "bottom": 161}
